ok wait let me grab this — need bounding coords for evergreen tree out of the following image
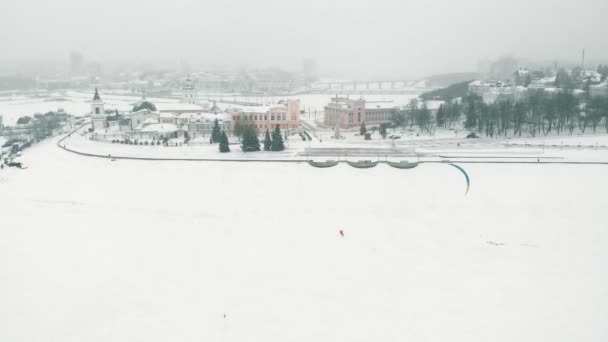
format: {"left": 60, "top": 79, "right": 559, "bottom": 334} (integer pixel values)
{"left": 271, "top": 125, "right": 285, "bottom": 151}
{"left": 379, "top": 123, "right": 388, "bottom": 139}
{"left": 211, "top": 118, "right": 222, "bottom": 143}
{"left": 359, "top": 121, "right": 367, "bottom": 135}
{"left": 219, "top": 131, "right": 230, "bottom": 153}
{"left": 263, "top": 129, "right": 272, "bottom": 151}
{"left": 241, "top": 125, "right": 260, "bottom": 152}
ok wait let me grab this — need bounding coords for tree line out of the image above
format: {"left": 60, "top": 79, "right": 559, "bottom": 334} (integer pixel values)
{"left": 389, "top": 92, "right": 608, "bottom": 138}
{"left": 219, "top": 120, "right": 286, "bottom": 153}
{"left": 6, "top": 112, "right": 67, "bottom": 142}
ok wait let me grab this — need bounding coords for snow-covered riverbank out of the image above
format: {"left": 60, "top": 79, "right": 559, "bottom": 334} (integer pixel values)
{"left": 1, "top": 138, "right": 608, "bottom": 342}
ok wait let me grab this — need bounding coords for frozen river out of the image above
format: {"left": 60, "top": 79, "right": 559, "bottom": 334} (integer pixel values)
{"left": 1, "top": 138, "right": 607, "bottom": 341}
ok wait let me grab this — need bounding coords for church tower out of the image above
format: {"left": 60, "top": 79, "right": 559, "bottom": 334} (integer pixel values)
{"left": 182, "top": 77, "right": 197, "bottom": 104}
{"left": 91, "top": 88, "right": 107, "bottom": 130}
{"left": 91, "top": 88, "right": 105, "bottom": 115}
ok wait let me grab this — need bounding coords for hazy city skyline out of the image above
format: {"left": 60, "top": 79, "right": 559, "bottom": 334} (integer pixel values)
{"left": 1, "top": 0, "right": 607, "bottom": 78}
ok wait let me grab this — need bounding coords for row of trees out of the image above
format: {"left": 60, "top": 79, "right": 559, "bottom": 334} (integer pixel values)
{"left": 391, "top": 101, "right": 434, "bottom": 134}
{"left": 458, "top": 92, "right": 608, "bottom": 137}
{"left": 389, "top": 92, "right": 608, "bottom": 138}
{"left": 9, "top": 112, "right": 66, "bottom": 141}
{"left": 359, "top": 121, "right": 389, "bottom": 139}
{"left": 214, "top": 119, "right": 286, "bottom": 153}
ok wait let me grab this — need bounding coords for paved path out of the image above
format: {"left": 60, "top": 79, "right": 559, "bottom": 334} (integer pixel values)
{"left": 56, "top": 125, "right": 608, "bottom": 165}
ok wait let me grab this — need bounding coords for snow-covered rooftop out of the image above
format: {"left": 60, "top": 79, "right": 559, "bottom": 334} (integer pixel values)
{"left": 185, "top": 112, "right": 231, "bottom": 122}
{"left": 229, "top": 105, "right": 271, "bottom": 113}
{"left": 155, "top": 103, "right": 206, "bottom": 111}
{"left": 365, "top": 102, "right": 396, "bottom": 110}
{"left": 160, "top": 112, "right": 177, "bottom": 118}
{"left": 140, "top": 123, "right": 178, "bottom": 133}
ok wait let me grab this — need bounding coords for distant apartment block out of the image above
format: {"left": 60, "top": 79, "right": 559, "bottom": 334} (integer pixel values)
{"left": 590, "top": 83, "right": 608, "bottom": 98}
{"left": 468, "top": 81, "right": 529, "bottom": 104}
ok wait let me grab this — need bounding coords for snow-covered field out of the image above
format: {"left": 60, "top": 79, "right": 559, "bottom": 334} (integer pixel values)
{"left": 62, "top": 123, "right": 608, "bottom": 163}
{"left": 1, "top": 138, "right": 608, "bottom": 341}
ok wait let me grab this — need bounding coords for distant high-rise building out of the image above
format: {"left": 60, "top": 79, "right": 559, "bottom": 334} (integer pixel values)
{"left": 69, "top": 51, "right": 84, "bottom": 75}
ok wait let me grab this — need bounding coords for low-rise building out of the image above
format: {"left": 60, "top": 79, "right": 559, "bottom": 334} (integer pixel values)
{"left": 125, "top": 109, "right": 160, "bottom": 130}
{"left": 590, "top": 83, "right": 608, "bottom": 98}
{"left": 129, "top": 123, "right": 181, "bottom": 141}
{"left": 468, "top": 81, "right": 529, "bottom": 104}
{"left": 324, "top": 97, "right": 396, "bottom": 129}
{"left": 229, "top": 99, "right": 300, "bottom": 131}
{"left": 186, "top": 113, "right": 231, "bottom": 138}
{"left": 88, "top": 89, "right": 234, "bottom": 142}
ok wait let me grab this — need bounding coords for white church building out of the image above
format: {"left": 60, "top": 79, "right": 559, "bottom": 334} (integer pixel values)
{"left": 88, "top": 87, "right": 232, "bottom": 142}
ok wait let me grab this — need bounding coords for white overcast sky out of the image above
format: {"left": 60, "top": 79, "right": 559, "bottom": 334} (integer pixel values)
{"left": 1, "top": 0, "right": 607, "bottom": 77}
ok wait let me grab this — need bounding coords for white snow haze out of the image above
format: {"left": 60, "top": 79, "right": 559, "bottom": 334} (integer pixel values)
{"left": 1, "top": 0, "right": 607, "bottom": 76}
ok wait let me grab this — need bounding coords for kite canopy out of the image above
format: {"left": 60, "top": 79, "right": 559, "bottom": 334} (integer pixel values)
{"left": 449, "top": 163, "right": 470, "bottom": 195}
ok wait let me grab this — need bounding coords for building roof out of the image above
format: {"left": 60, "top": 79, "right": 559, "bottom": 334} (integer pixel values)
{"left": 469, "top": 80, "right": 487, "bottom": 87}
{"left": 93, "top": 88, "right": 101, "bottom": 101}
{"left": 160, "top": 112, "right": 177, "bottom": 118}
{"left": 141, "top": 123, "right": 178, "bottom": 133}
{"left": 126, "top": 108, "right": 157, "bottom": 116}
{"left": 182, "top": 112, "right": 231, "bottom": 122}
{"left": 365, "top": 102, "right": 395, "bottom": 110}
{"left": 229, "top": 105, "right": 271, "bottom": 113}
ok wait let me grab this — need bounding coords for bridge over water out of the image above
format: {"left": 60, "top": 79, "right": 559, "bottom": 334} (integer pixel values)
{"left": 308, "top": 79, "right": 429, "bottom": 95}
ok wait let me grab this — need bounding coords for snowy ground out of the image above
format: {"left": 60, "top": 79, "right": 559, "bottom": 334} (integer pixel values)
{"left": 64, "top": 123, "right": 608, "bottom": 164}
{"left": 1, "top": 138, "right": 608, "bottom": 342}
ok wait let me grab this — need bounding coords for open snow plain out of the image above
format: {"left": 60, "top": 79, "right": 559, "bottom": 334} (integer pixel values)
{"left": 1, "top": 137, "right": 607, "bottom": 342}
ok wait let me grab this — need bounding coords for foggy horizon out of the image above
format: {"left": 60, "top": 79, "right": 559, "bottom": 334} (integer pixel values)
{"left": 2, "top": 0, "right": 607, "bottom": 78}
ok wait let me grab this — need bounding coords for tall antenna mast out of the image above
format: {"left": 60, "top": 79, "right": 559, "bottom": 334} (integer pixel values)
{"left": 582, "top": 48, "right": 585, "bottom": 69}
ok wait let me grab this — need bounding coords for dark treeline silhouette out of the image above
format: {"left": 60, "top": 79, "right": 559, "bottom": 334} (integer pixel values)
{"left": 391, "top": 92, "right": 608, "bottom": 138}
